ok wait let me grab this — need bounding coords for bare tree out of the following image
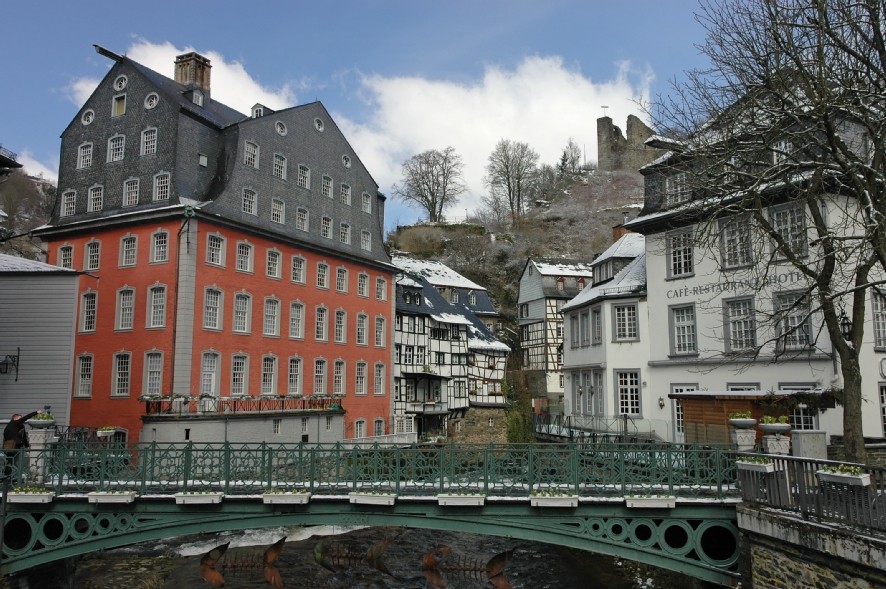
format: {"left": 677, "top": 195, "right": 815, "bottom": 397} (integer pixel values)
{"left": 392, "top": 147, "right": 466, "bottom": 223}
{"left": 650, "top": 0, "right": 886, "bottom": 462}
{"left": 484, "top": 139, "right": 540, "bottom": 223}
{"left": 563, "top": 137, "right": 583, "bottom": 175}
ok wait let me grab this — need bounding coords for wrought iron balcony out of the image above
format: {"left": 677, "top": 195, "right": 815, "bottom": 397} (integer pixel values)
{"left": 404, "top": 400, "right": 448, "bottom": 415}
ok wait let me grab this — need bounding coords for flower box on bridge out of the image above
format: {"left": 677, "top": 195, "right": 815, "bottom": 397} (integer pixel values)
{"left": 816, "top": 470, "right": 871, "bottom": 487}
{"left": 7, "top": 491, "right": 55, "bottom": 504}
{"left": 625, "top": 495, "right": 677, "bottom": 509}
{"left": 437, "top": 493, "right": 485, "bottom": 506}
{"left": 174, "top": 492, "right": 224, "bottom": 504}
{"left": 88, "top": 491, "right": 137, "bottom": 504}
{"left": 737, "top": 460, "right": 775, "bottom": 474}
{"left": 262, "top": 491, "right": 311, "bottom": 505}
{"left": 349, "top": 491, "right": 396, "bottom": 505}
{"left": 530, "top": 494, "right": 579, "bottom": 508}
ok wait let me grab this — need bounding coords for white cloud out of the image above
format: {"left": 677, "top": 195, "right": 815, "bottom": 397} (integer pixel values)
{"left": 337, "top": 56, "right": 654, "bottom": 221}
{"left": 17, "top": 151, "right": 58, "bottom": 183}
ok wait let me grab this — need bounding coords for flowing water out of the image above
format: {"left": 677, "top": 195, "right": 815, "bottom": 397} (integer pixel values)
{"left": 1, "top": 526, "right": 718, "bottom": 589}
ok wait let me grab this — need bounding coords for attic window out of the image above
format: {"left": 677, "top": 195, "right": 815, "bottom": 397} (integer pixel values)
{"left": 314, "top": 118, "right": 325, "bottom": 132}
{"left": 578, "top": 277, "right": 586, "bottom": 289}
{"left": 341, "top": 155, "right": 351, "bottom": 168}
{"left": 468, "top": 291, "right": 476, "bottom": 305}
{"left": 114, "top": 75, "right": 128, "bottom": 90}
{"left": 252, "top": 106, "right": 264, "bottom": 118}
{"left": 81, "top": 110, "right": 95, "bottom": 125}
{"left": 192, "top": 91, "right": 204, "bottom": 106}
{"left": 112, "top": 94, "right": 126, "bottom": 117}
{"left": 528, "top": 266, "right": 534, "bottom": 275}
{"left": 144, "top": 93, "right": 159, "bottom": 109}
{"left": 556, "top": 277, "right": 565, "bottom": 291}
{"left": 275, "top": 121, "right": 287, "bottom": 136}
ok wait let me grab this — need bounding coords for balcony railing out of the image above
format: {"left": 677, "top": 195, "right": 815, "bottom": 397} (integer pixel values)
{"left": 404, "top": 400, "right": 448, "bottom": 414}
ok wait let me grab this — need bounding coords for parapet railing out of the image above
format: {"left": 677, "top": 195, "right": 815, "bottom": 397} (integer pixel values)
{"left": 8, "top": 442, "right": 740, "bottom": 500}
{"left": 736, "top": 453, "right": 886, "bottom": 533}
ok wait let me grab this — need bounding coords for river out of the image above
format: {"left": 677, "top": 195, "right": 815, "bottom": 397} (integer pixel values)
{"left": 0, "top": 526, "right": 720, "bottom": 589}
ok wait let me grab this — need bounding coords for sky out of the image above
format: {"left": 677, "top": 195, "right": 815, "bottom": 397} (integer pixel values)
{"left": 2, "top": 0, "right": 709, "bottom": 229}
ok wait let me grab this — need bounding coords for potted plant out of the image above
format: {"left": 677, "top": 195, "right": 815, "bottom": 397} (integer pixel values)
{"left": 96, "top": 425, "right": 120, "bottom": 438}
{"left": 816, "top": 464, "right": 871, "bottom": 486}
{"left": 262, "top": 486, "right": 311, "bottom": 504}
{"left": 727, "top": 410, "right": 756, "bottom": 428}
{"left": 759, "top": 415, "right": 791, "bottom": 435}
{"left": 88, "top": 488, "right": 137, "bottom": 503}
{"left": 736, "top": 455, "right": 775, "bottom": 473}
{"left": 174, "top": 487, "right": 224, "bottom": 504}
{"left": 349, "top": 487, "right": 397, "bottom": 505}
{"left": 529, "top": 488, "right": 579, "bottom": 508}
{"left": 7, "top": 485, "right": 55, "bottom": 503}
{"left": 30, "top": 409, "right": 55, "bottom": 428}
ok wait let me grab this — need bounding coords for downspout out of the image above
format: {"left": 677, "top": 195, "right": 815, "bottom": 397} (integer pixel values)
{"left": 170, "top": 207, "right": 195, "bottom": 398}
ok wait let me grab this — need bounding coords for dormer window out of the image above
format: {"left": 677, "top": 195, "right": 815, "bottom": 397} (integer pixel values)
{"left": 772, "top": 138, "right": 793, "bottom": 165}
{"left": 252, "top": 106, "right": 264, "bottom": 118}
{"left": 577, "top": 277, "right": 586, "bottom": 290}
{"left": 665, "top": 172, "right": 689, "bottom": 206}
{"left": 192, "top": 90, "right": 204, "bottom": 106}
{"left": 556, "top": 277, "right": 565, "bottom": 291}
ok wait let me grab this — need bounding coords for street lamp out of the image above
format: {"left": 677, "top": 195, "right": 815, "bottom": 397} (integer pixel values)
{"left": 840, "top": 311, "right": 852, "bottom": 341}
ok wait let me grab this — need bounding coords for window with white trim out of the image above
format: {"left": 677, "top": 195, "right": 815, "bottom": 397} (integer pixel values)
{"left": 770, "top": 202, "right": 807, "bottom": 258}
{"left": 356, "top": 362, "right": 367, "bottom": 395}
{"left": 725, "top": 297, "right": 756, "bottom": 352}
{"left": 273, "top": 154, "right": 287, "bottom": 179}
{"left": 78, "top": 143, "right": 93, "bottom": 169}
{"left": 153, "top": 173, "right": 170, "bottom": 200}
{"left": 772, "top": 138, "right": 794, "bottom": 165}
{"left": 374, "top": 363, "right": 385, "bottom": 395}
{"left": 333, "top": 360, "right": 345, "bottom": 395}
{"left": 361, "top": 230, "right": 371, "bottom": 251}
{"left": 148, "top": 285, "right": 166, "bottom": 328}
{"left": 145, "top": 352, "right": 163, "bottom": 396}
{"left": 261, "top": 356, "right": 278, "bottom": 395}
{"left": 88, "top": 185, "right": 104, "bottom": 212}
{"left": 200, "top": 352, "right": 219, "bottom": 396}
{"left": 356, "top": 314, "right": 368, "bottom": 345}
{"left": 112, "top": 352, "right": 131, "bottom": 396}
{"left": 720, "top": 216, "right": 752, "bottom": 269}
{"left": 151, "top": 231, "right": 168, "bottom": 263}
{"left": 271, "top": 199, "right": 285, "bottom": 224}
{"left": 317, "top": 263, "right": 329, "bottom": 288}
{"left": 59, "top": 246, "right": 73, "bottom": 269}
{"left": 266, "top": 250, "right": 281, "bottom": 278}
{"left": 244, "top": 141, "right": 259, "bottom": 168}
{"left": 357, "top": 273, "right": 369, "bottom": 297}
{"left": 873, "top": 290, "right": 886, "bottom": 349}
{"left": 336, "top": 267, "right": 348, "bottom": 292}
{"left": 320, "top": 216, "right": 332, "bottom": 239}
{"left": 112, "top": 94, "right": 126, "bottom": 117}
{"left": 355, "top": 419, "right": 366, "bottom": 439}
{"left": 81, "top": 292, "right": 97, "bottom": 332}
{"left": 61, "top": 191, "right": 76, "bottom": 217}
{"left": 375, "top": 277, "right": 387, "bottom": 301}
{"left": 296, "top": 207, "right": 309, "bottom": 231}
{"left": 85, "top": 241, "right": 100, "bottom": 271}
{"left": 667, "top": 230, "right": 694, "bottom": 278}
{"left": 322, "top": 175, "right": 333, "bottom": 198}
{"left": 315, "top": 307, "right": 328, "bottom": 341}
{"left": 288, "top": 357, "right": 303, "bottom": 395}
{"left": 670, "top": 304, "right": 697, "bottom": 355}
{"left": 207, "top": 234, "right": 225, "bottom": 266}
{"left": 204, "top": 288, "right": 222, "bottom": 330}
{"left": 108, "top": 135, "right": 125, "bottom": 162}
{"left": 242, "top": 188, "right": 257, "bottom": 215}
{"left": 117, "top": 288, "right": 134, "bottom": 330}
{"left": 592, "top": 309, "right": 603, "bottom": 344}
{"left": 236, "top": 242, "right": 253, "bottom": 273}
{"left": 291, "top": 256, "right": 305, "bottom": 283}
{"left": 375, "top": 317, "right": 386, "bottom": 347}
{"left": 665, "top": 171, "right": 689, "bottom": 206}
{"left": 76, "top": 355, "right": 93, "bottom": 397}
{"left": 231, "top": 354, "right": 248, "bottom": 396}
{"left": 123, "top": 179, "right": 139, "bottom": 206}
{"left": 374, "top": 419, "right": 384, "bottom": 436}
{"left": 233, "top": 292, "right": 252, "bottom": 333}
{"left": 776, "top": 292, "right": 811, "bottom": 350}
{"left": 120, "top": 235, "right": 137, "bottom": 267}
{"left": 339, "top": 183, "right": 351, "bottom": 205}
{"left": 314, "top": 359, "right": 327, "bottom": 395}
{"left": 334, "top": 310, "right": 346, "bottom": 343}
{"left": 616, "top": 370, "right": 640, "bottom": 415}
{"left": 264, "top": 298, "right": 280, "bottom": 336}
{"left": 141, "top": 128, "right": 157, "bottom": 156}
{"left": 613, "top": 304, "right": 638, "bottom": 341}
{"left": 289, "top": 302, "right": 304, "bottom": 338}
{"left": 362, "top": 192, "right": 371, "bottom": 213}
{"left": 339, "top": 223, "right": 351, "bottom": 244}
{"left": 297, "top": 165, "right": 310, "bottom": 189}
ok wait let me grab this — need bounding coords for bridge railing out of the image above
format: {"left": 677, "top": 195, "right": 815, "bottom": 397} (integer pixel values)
{"left": 17, "top": 441, "right": 740, "bottom": 499}
{"left": 736, "top": 453, "right": 886, "bottom": 532}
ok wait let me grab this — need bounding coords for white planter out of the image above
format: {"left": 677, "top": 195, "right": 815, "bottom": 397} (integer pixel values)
{"left": 731, "top": 428, "right": 756, "bottom": 451}
{"left": 88, "top": 491, "right": 137, "bottom": 504}
{"left": 758, "top": 423, "right": 792, "bottom": 435}
{"left": 96, "top": 430, "right": 116, "bottom": 438}
{"left": 737, "top": 461, "right": 775, "bottom": 473}
{"left": 625, "top": 496, "right": 677, "bottom": 509}
{"left": 262, "top": 492, "right": 311, "bottom": 505}
{"left": 530, "top": 495, "right": 578, "bottom": 508}
{"left": 762, "top": 435, "right": 791, "bottom": 455}
{"left": 348, "top": 492, "right": 396, "bottom": 505}
{"left": 729, "top": 418, "right": 757, "bottom": 429}
{"left": 816, "top": 471, "right": 871, "bottom": 487}
{"left": 437, "top": 494, "right": 485, "bottom": 507}
{"left": 174, "top": 492, "right": 224, "bottom": 504}
{"left": 7, "top": 492, "right": 55, "bottom": 504}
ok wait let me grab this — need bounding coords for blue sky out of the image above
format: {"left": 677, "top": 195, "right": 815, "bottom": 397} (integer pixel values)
{"left": 2, "top": 0, "right": 708, "bottom": 228}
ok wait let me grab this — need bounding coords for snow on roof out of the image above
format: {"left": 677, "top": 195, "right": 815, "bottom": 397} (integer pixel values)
{"left": 392, "top": 255, "right": 485, "bottom": 290}
{"left": 430, "top": 312, "right": 473, "bottom": 325}
{"left": 562, "top": 254, "right": 646, "bottom": 312}
{"left": 594, "top": 233, "right": 645, "bottom": 265}
{"left": 467, "top": 335, "right": 511, "bottom": 353}
{"left": 638, "top": 150, "right": 677, "bottom": 171}
{"left": 0, "top": 253, "right": 77, "bottom": 273}
{"left": 532, "top": 259, "right": 595, "bottom": 277}
{"left": 395, "top": 274, "right": 423, "bottom": 289}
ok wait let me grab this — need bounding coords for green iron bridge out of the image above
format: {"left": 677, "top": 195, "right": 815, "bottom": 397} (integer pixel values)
{"left": 2, "top": 442, "right": 743, "bottom": 585}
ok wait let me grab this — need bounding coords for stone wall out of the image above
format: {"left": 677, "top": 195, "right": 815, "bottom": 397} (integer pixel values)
{"left": 450, "top": 406, "right": 507, "bottom": 444}
{"left": 737, "top": 505, "right": 886, "bottom": 589}
{"left": 596, "top": 115, "right": 663, "bottom": 173}
{"left": 826, "top": 437, "right": 886, "bottom": 467}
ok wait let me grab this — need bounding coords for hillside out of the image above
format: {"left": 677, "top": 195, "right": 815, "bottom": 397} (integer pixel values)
{"left": 386, "top": 169, "right": 645, "bottom": 328}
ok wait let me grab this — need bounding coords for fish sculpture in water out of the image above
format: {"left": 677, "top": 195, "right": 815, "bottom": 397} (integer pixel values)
{"left": 421, "top": 545, "right": 514, "bottom": 589}
{"left": 200, "top": 537, "right": 287, "bottom": 588}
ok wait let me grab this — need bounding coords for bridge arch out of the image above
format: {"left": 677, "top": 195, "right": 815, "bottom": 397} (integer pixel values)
{"left": 3, "top": 499, "right": 739, "bottom": 585}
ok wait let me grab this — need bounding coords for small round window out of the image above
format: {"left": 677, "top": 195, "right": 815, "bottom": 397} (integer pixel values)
{"left": 114, "top": 75, "right": 128, "bottom": 91}
{"left": 275, "top": 121, "right": 287, "bottom": 136}
{"left": 342, "top": 155, "right": 352, "bottom": 168}
{"left": 314, "top": 118, "right": 325, "bottom": 132}
{"left": 144, "top": 93, "right": 159, "bottom": 110}
{"left": 81, "top": 109, "right": 95, "bottom": 125}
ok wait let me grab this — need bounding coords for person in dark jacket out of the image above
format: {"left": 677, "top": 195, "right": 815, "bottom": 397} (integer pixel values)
{"left": 3, "top": 411, "right": 37, "bottom": 483}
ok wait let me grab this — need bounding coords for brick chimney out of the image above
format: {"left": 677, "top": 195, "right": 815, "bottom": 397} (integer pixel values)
{"left": 612, "top": 211, "right": 633, "bottom": 241}
{"left": 174, "top": 52, "right": 211, "bottom": 96}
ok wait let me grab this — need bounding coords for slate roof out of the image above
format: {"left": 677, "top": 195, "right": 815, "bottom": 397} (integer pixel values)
{"left": 391, "top": 254, "right": 498, "bottom": 316}
{"left": 593, "top": 233, "right": 645, "bottom": 265}
{"left": 532, "top": 258, "right": 595, "bottom": 277}
{"left": 0, "top": 253, "right": 78, "bottom": 274}
{"left": 562, "top": 253, "right": 646, "bottom": 312}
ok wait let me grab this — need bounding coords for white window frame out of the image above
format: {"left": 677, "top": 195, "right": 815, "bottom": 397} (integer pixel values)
{"left": 107, "top": 134, "right": 125, "bottom": 162}
{"left": 362, "top": 192, "right": 372, "bottom": 213}
{"left": 152, "top": 172, "right": 170, "bottom": 201}
{"left": 271, "top": 198, "right": 285, "bottom": 224}
{"left": 776, "top": 291, "right": 812, "bottom": 351}
{"left": 88, "top": 185, "right": 104, "bottom": 212}
{"left": 315, "top": 306, "right": 328, "bottom": 341}
{"left": 291, "top": 256, "right": 306, "bottom": 283}
{"left": 77, "top": 143, "right": 93, "bottom": 169}
{"left": 357, "top": 273, "right": 369, "bottom": 297}
{"left": 236, "top": 242, "right": 254, "bottom": 273}
{"left": 724, "top": 297, "right": 756, "bottom": 352}
{"left": 873, "top": 290, "right": 886, "bottom": 349}
{"left": 320, "top": 216, "right": 332, "bottom": 239}
{"left": 669, "top": 304, "right": 697, "bottom": 356}
{"left": 317, "top": 263, "right": 329, "bottom": 288}
{"left": 141, "top": 128, "right": 158, "bottom": 156}
{"left": 361, "top": 230, "right": 372, "bottom": 251}
{"left": 288, "top": 357, "right": 303, "bottom": 395}
{"left": 375, "top": 316, "right": 386, "bottom": 347}
{"left": 336, "top": 267, "right": 348, "bottom": 293}
{"left": 242, "top": 188, "right": 257, "bottom": 215}
{"left": 147, "top": 285, "right": 167, "bottom": 328}
{"left": 263, "top": 298, "right": 280, "bottom": 337}
{"left": 116, "top": 288, "right": 135, "bottom": 330}
{"left": 616, "top": 370, "right": 641, "bottom": 415}
{"left": 667, "top": 230, "right": 694, "bottom": 278}
{"left": 207, "top": 234, "right": 225, "bottom": 266}
{"left": 80, "top": 291, "right": 97, "bottom": 332}
{"left": 231, "top": 354, "right": 248, "bottom": 396}
{"left": 244, "top": 141, "right": 259, "bottom": 168}
{"left": 273, "top": 153, "right": 287, "bottom": 179}
{"left": 612, "top": 303, "right": 639, "bottom": 342}
{"left": 261, "top": 356, "right": 278, "bottom": 395}
{"left": 119, "top": 235, "right": 137, "bottom": 267}
{"left": 203, "top": 288, "right": 223, "bottom": 330}
{"left": 296, "top": 207, "right": 309, "bottom": 231}
{"left": 233, "top": 292, "right": 252, "bottom": 334}
{"left": 314, "top": 359, "right": 327, "bottom": 395}
{"left": 112, "top": 352, "right": 131, "bottom": 397}
{"left": 289, "top": 301, "right": 305, "bottom": 339}
{"left": 374, "top": 363, "right": 385, "bottom": 396}
{"left": 76, "top": 355, "right": 93, "bottom": 397}
{"left": 322, "top": 175, "right": 333, "bottom": 198}
{"left": 85, "top": 240, "right": 101, "bottom": 271}
{"left": 339, "top": 183, "right": 351, "bottom": 205}
{"left": 266, "top": 249, "right": 281, "bottom": 279}
{"left": 151, "top": 231, "right": 169, "bottom": 263}
{"left": 144, "top": 351, "right": 163, "bottom": 396}
{"left": 297, "top": 164, "right": 310, "bottom": 189}
{"left": 61, "top": 190, "right": 76, "bottom": 217}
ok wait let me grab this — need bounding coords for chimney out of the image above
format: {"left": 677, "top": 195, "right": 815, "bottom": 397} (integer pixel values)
{"left": 612, "top": 212, "right": 633, "bottom": 241}
{"left": 174, "top": 52, "right": 211, "bottom": 95}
